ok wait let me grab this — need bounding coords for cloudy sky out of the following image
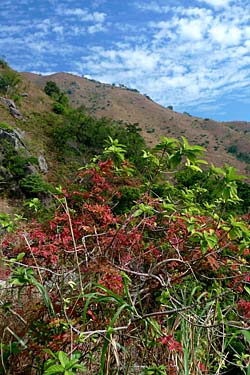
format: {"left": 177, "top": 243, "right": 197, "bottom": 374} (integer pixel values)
{"left": 1, "top": 0, "right": 250, "bottom": 121}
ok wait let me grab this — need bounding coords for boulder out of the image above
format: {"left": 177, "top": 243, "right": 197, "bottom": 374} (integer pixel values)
{"left": 9, "top": 106, "right": 24, "bottom": 120}
{"left": 38, "top": 155, "right": 48, "bottom": 174}
{"left": 0, "top": 96, "right": 24, "bottom": 120}
{"left": 0, "top": 128, "right": 26, "bottom": 150}
{"left": 0, "top": 97, "right": 16, "bottom": 108}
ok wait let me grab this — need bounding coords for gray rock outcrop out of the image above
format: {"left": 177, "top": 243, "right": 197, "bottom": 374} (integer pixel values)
{"left": 0, "top": 96, "right": 24, "bottom": 120}
{"left": 38, "top": 155, "right": 48, "bottom": 174}
{"left": 0, "top": 127, "right": 26, "bottom": 150}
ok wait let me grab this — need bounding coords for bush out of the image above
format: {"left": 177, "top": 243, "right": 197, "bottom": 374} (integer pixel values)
{"left": 3, "top": 150, "right": 38, "bottom": 180}
{"left": 0, "top": 68, "right": 21, "bottom": 95}
{"left": 113, "top": 185, "right": 141, "bottom": 214}
{"left": 50, "top": 108, "right": 147, "bottom": 168}
{"left": 1, "top": 147, "right": 250, "bottom": 374}
{"left": 227, "top": 144, "right": 238, "bottom": 154}
{"left": 19, "top": 174, "right": 53, "bottom": 196}
{"left": 227, "top": 144, "right": 250, "bottom": 164}
{"left": 44, "top": 81, "right": 60, "bottom": 98}
{"left": 53, "top": 102, "right": 65, "bottom": 114}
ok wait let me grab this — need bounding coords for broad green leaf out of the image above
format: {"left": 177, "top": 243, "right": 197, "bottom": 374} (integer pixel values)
{"left": 169, "top": 152, "right": 182, "bottom": 168}
{"left": 16, "top": 252, "right": 26, "bottom": 261}
{"left": 58, "top": 351, "right": 68, "bottom": 367}
{"left": 43, "top": 364, "right": 64, "bottom": 375}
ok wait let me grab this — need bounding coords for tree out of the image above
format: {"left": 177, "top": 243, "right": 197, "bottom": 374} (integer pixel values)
{"left": 44, "top": 81, "right": 61, "bottom": 99}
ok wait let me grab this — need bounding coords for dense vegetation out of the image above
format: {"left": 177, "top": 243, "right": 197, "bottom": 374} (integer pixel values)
{"left": 1, "top": 72, "right": 250, "bottom": 374}
{"left": 1, "top": 133, "right": 250, "bottom": 375}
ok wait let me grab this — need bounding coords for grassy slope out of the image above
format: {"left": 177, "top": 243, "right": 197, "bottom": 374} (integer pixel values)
{"left": 21, "top": 71, "right": 250, "bottom": 176}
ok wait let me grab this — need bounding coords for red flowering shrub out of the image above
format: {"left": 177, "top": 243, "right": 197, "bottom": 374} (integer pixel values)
{"left": 1, "top": 155, "right": 250, "bottom": 374}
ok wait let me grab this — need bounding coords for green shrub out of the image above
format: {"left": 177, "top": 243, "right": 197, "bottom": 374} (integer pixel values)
{"left": 53, "top": 102, "right": 65, "bottom": 114}
{"left": 227, "top": 144, "right": 250, "bottom": 163}
{"left": 57, "top": 93, "right": 69, "bottom": 107}
{"left": 50, "top": 108, "right": 147, "bottom": 168}
{"left": 237, "top": 152, "right": 250, "bottom": 163}
{"left": 113, "top": 185, "right": 141, "bottom": 214}
{"left": 4, "top": 154, "right": 38, "bottom": 179}
{"left": 20, "top": 174, "right": 53, "bottom": 196}
{"left": 44, "top": 81, "right": 60, "bottom": 98}
{"left": 0, "top": 69, "right": 21, "bottom": 95}
{"left": 227, "top": 144, "right": 238, "bottom": 154}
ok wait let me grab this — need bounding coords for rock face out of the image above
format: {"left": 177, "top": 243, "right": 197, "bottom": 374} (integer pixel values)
{"left": 0, "top": 96, "right": 24, "bottom": 120}
{"left": 0, "top": 127, "right": 39, "bottom": 195}
{"left": 0, "top": 122, "right": 50, "bottom": 203}
{"left": 0, "top": 127, "right": 26, "bottom": 150}
{"left": 38, "top": 155, "right": 48, "bottom": 174}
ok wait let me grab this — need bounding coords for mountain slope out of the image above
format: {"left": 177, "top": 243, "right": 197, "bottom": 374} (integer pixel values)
{"left": 21, "top": 72, "right": 250, "bottom": 175}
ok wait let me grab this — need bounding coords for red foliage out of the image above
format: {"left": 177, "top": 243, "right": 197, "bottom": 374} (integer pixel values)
{"left": 1, "top": 157, "right": 250, "bottom": 374}
{"left": 238, "top": 299, "right": 250, "bottom": 318}
{"left": 98, "top": 272, "right": 124, "bottom": 296}
{"left": 158, "top": 335, "right": 183, "bottom": 355}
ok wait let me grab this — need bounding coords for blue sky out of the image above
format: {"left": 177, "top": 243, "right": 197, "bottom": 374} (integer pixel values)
{"left": 1, "top": 0, "right": 250, "bottom": 121}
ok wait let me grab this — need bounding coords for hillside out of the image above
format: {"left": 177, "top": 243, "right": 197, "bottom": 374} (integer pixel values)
{"left": 1, "top": 63, "right": 250, "bottom": 211}
{"left": 22, "top": 71, "right": 250, "bottom": 175}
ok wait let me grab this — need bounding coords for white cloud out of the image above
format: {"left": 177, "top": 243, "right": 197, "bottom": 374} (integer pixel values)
{"left": 56, "top": 7, "right": 106, "bottom": 23}
{"left": 52, "top": 25, "right": 64, "bottom": 35}
{"left": 209, "top": 24, "right": 242, "bottom": 45}
{"left": 87, "top": 23, "right": 107, "bottom": 34}
{"left": 77, "top": 0, "right": 250, "bottom": 113}
{"left": 178, "top": 18, "right": 206, "bottom": 40}
{"left": 197, "top": 0, "right": 231, "bottom": 8}
{"left": 134, "top": 1, "right": 172, "bottom": 13}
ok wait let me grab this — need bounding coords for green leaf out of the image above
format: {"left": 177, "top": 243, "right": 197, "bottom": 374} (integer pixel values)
{"left": 169, "top": 152, "right": 182, "bottom": 168}
{"left": 225, "top": 166, "right": 246, "bottom": 182}
{"left": 133, "top": 209, "right": 143, "bottom": 217}
{"left": 184, "top": 347, "right": 189, "bottom": 375}
{"left": 58, "top": 351, "right": 68, "bottom": 368}
{"left": 64, "top": 371, "right": 75, "bottom": 375}
{"left": 244, "top": 286, "right": 250, "bottom": 296}
{"left": 240, "top": 330, "right": 250, "bottom": 344}
{"left": 216, "top": 300, "right": 223, "bottom": 322}
{"left": 43, "top": 364, "right": 64, "bottom": 374}
{"left": 16, "top": 252, "right": 26, "bottom": 261}
{"left": 186, "top": 164, "right": 203, "bottom": 172}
